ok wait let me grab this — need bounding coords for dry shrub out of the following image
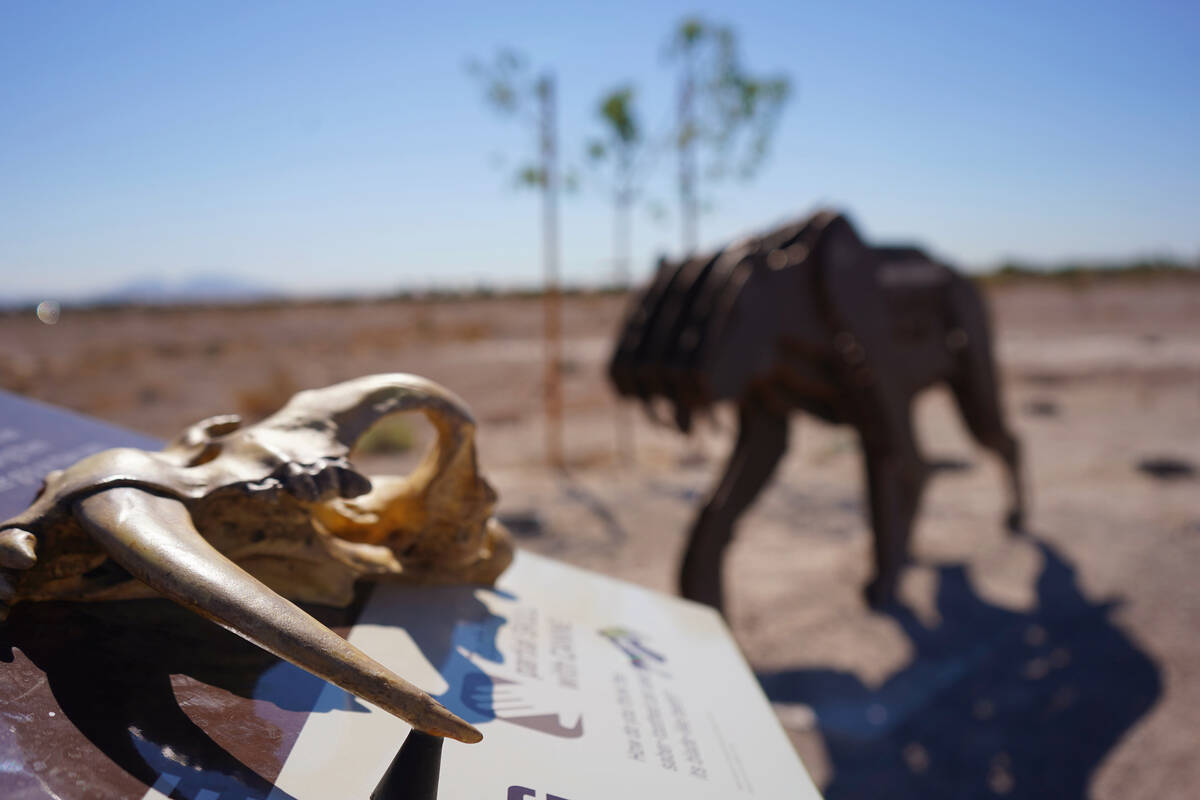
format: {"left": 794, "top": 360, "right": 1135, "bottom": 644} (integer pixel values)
{"left": 235, "top": 368, "right": 299, "bottom": 421}
{"left": 0, "top": 356, "right": 33, "bottom": 394}
{"left": 480, "top": 409, "right": 525, "bottom": 426}
{"left": 137, "top": 383, "right": 165, "bottom": 406}
{"left": 444, "top": 321, "right": 491, "bottom": 342}
{"left": 73, "top": 345, "right": 138, "bottom": 377}
{"left": 348, "top": 325, "right": 409, "bottom": 355}
{"left": 413, "top": 311, "right": 436, "bottom": 339}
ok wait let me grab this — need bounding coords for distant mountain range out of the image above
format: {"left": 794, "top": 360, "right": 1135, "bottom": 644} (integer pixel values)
{"left": 93, "top": 274, "right": 281, "bottom": 305}
{"left": 3, "top": 274, "right": 282, "bottom": 308}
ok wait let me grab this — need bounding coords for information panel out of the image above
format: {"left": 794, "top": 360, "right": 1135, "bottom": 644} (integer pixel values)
{"left": 274, "top": 552, "right": 821, "bottom": 799}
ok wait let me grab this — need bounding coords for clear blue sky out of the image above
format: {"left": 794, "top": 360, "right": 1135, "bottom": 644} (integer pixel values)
{"left": 2, "top": 0, "right": 1197, "bottom": 300}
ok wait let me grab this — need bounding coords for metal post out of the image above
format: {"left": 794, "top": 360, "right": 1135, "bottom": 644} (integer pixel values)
{"left": 370, "top": 730, "right": 444, "bottom": 800}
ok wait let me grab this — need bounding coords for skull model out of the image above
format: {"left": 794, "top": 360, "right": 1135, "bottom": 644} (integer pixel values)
{"left": 0, "top": 373, "right": 515, "bottom": 743}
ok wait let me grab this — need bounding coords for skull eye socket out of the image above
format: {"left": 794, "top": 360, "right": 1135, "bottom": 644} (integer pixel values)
{"left": 202, "top": 416, "right": 243, "bottom": 438}
{"left": 186, "top": 442, "right": 223, "bottom": 467}
{"left": 173, "top": 414, "right": 243, "bottom": 455}
{"left": 351, "top": 412, "right": 435, "bottom": 473}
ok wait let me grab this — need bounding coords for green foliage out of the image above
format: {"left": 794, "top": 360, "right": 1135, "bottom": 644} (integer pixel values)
{"left": 586, "top": 85, "right": 651, "bottom": 199}
{"left": 677, "top": 17, "right": 705, "bottom": 47}
{"left": 599, "top": 86, "right": 639, "bottom": 145}
{"left": 516, "top": 165, "right": 547, "bottom": 188}
{"left": 468, "top": 52, "right": 579, "bottom": 197}
{"left": 465, "top": 49, "right": 529, "bottom": 117}
{"left": 981, "top": 257, "right": 1200, "bottom": 287}
{"left": 467, "top": 48, "right": 547, "bottom": 192}
{"left": 667, "top": 16, "right": 791, "bottom": 180}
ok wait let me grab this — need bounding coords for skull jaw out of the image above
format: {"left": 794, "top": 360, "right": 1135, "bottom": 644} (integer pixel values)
{"left": 311, "top": 472, "right": 514, "bottom": 591}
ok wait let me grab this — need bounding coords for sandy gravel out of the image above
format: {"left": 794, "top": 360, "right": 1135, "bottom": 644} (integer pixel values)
{"left": 2, "top": 279, "right": 1197, "bottom": 799}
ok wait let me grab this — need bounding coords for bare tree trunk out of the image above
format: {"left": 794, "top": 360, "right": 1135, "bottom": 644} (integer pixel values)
{"left": 539, "top": 74, "right": 565, "bottom": 470}
{"left": 678, "top": 55, "right": 699, "bottom": 256}
{"left": 613, "top": 160, "right": 635, "bottom": 464}
{"left": 614, "top": 191, "right": 631, "bottom": 285}
{"left": 676, "top": 55, "right": 705, "bottom": 462}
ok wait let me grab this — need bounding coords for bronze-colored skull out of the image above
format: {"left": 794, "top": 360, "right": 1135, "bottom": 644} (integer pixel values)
{"left": 0, "top": 374, "right": 515, "bottom": 743}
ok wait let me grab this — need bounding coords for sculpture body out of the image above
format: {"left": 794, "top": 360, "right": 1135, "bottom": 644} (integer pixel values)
{"left": 0, "top": 373, "right": 515, "bottom": 743}
{"left": 610, "top": 211, "right": 1025, "bottom": 610}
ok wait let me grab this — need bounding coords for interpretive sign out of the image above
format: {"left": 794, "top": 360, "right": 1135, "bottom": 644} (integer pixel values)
{"left": 274, "top": 552, "right": 821, "bottom": 799}
{"left": 0, "top": 390, "right": 820, "bottom": 799}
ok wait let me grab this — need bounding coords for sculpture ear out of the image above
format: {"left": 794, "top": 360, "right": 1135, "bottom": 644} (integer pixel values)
{"left": 73, "top": 487, "right": 481, "bottom": 743}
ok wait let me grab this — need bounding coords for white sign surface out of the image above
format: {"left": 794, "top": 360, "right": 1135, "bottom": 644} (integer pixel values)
{"left": 269, "top": 551, "right": 822, "bottom": 800}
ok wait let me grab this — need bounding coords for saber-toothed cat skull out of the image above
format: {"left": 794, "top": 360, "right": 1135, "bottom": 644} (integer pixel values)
{"left": 0, "top": 373, "right": 515, "bottom": 743}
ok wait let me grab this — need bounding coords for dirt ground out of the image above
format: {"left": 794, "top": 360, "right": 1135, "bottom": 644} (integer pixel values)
{"left": 2, "top": 278, "right": 1198, "bottom": 799}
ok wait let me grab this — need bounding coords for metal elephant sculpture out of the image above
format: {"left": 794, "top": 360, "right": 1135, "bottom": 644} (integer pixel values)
{"left": 610, "top": 210, "right": 1025, "bottom": 611}
{"left": 0, "top": 373, "right": 515, "bottom": 743}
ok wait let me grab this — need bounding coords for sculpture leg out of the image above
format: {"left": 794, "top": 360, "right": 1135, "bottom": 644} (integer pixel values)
{"left": 948, "top": 281, "right": 1027, "bottom": 534}
{"left": 949, "top": 349, "right": 1026, "bottom": 534}
{"left": 858, "top": 397, "right": 928, "bottom": 608}
{"left": 679, "top": 403, "right": 789, "bottom": 614}
{"left": 973, "top": 423, "right": 1024, "bottom": 535}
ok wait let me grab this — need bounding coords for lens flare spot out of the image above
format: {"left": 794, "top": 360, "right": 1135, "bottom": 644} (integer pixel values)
{"left": 36, "top": 301, "right": 60, "bottom": 325}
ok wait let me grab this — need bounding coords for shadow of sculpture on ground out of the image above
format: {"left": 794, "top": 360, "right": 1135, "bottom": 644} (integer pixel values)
{"left": 496, "top": 477, "right": 630, "bottom": 560}
{"left": 758, "top": 537, "right": 1161, "bottom": 799}
{"left": 380, "top": 584, "right": 585, "bottom": 740}
{"left": 363, "top": 585, "right": 508, "bottom": 727}
{"left": 560, "top": 476, "right": 629, "bottom": 548}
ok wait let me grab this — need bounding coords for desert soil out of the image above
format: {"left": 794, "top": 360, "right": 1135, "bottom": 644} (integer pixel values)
{"left": 2, "top": 278, "right": 1197, "bottom": 799}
